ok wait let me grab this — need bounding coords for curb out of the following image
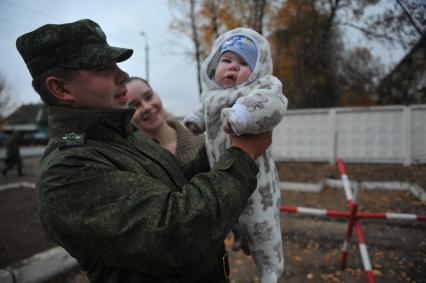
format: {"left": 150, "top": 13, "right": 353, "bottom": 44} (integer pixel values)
{"left": 0, "top": 147, "right": 45, "bottom": 160}
{"left": 0, "top": 247, "right": 77, "bottom": 283}
{"left": 0, "top": 182, "right": 35, "bottom": 193}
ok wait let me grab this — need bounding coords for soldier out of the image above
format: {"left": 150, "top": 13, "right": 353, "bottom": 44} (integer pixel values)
{"left": 2, "top": 131, "right": 23, "bottom": 177}
{"left": 16, "top": 19, "right": 272, "bottom": 283}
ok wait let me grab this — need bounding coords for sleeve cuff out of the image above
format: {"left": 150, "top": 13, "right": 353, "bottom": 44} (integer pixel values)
{"left": 222, "top": 103, "right": 253, "bottom": 136}
{"left": 213, "top": 147, "right": 259, "bottom": 175}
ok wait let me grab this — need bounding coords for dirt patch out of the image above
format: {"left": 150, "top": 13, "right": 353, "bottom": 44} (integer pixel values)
{"left": 1, "top": 159, "right": 425, "bottom": 282}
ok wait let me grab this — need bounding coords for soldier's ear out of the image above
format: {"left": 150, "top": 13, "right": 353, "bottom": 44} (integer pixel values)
{"left": 45, "top": 76, "right": 75, "bottom": 103}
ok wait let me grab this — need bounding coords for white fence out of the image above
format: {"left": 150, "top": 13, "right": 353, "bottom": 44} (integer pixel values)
{"left": 272, "top": 105, "right": 426, "bottom": 165}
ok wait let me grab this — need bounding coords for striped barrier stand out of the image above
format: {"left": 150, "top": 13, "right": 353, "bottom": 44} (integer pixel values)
{"left": 355, "top": 222, "right": 375, "bottom": 283}
{"left": 340, "top": 202, "right": 358, "bottom": 270}
{"left": 338, "top": 159, "right": 372, "bottom": 280}
{"left": 280, "top": 158, "right": 425, "bottom": 283}
{"left": 337, "top": 159, "right": 354, "bottom": 208}
{"left": 338, "top": 158, "right": 358, "bottom": 270}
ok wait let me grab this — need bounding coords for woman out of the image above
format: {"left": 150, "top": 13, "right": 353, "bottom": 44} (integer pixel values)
{"left": 125, "top": 77, "right": 204, "bottom": 162}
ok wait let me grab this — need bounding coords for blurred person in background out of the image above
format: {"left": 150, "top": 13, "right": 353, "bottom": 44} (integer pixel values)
{"left": 2, "top": 131, "right": 23, "bottom": 177}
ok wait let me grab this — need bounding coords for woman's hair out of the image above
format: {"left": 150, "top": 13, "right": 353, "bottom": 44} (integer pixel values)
{"left": 32, "top": 67, "right": 79, "bottom": 105}
{"left": 125, "top": 76, "right": 151, "bottom": 88}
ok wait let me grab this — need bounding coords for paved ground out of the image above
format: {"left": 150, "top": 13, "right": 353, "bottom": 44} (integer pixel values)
{"left": 0, "top": 157, "right": 56, "bottom": 267}
{"left": 1, "top": 155, "right": 425, "bottom": 282}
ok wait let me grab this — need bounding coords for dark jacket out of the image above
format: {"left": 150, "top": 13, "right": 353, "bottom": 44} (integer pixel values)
{"left": 37, "top": 106, "right": 258, "bottom": 283}
{"left": 5, "top": 131, "right": 21, "bottom": 160}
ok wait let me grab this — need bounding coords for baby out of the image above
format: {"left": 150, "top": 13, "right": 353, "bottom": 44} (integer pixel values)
{"left": 184, "top": 28, "right": 288, "bottom": 282}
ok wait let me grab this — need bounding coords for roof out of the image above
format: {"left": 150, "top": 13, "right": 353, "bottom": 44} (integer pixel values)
{"left": 4, "top": 103, "right": 47, "bottom": 126}
{"left": 377, "top": 35, "right": 426, "bottom": 105}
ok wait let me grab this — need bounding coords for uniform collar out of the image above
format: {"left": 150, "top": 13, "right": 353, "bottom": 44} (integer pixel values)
{"left": 47, "top": 105, "right": 135, "bottom": 141}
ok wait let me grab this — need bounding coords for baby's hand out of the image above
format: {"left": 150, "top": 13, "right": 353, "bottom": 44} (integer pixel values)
{"left": 187, "top": 123, "right": 203, "bottom": 135}
{"left": 223, "top": 119, "right": 235, "bottom": 135}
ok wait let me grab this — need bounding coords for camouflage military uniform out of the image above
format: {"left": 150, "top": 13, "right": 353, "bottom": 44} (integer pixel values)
{"left": 38, "top": 105, "right": 259, "bottom": 283}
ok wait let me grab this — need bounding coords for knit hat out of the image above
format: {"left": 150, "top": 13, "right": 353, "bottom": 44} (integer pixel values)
{"left": 16, "top": 19, "right": 133, "bottom": 78}
{"left": 219, "top": 35, "right": 257, "bottom": 71}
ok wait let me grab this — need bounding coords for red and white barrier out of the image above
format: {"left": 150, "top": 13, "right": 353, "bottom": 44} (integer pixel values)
{"left": 280, "top": 205, "right": 426, "bottom": 221}
{"left": 281, "top": 158, "right": 425, "bottom": 282}
{"left": 338, "top": 159, "right": 354, "bottom": 207}
{"left": 355, "top": 222, "right": 375, "bottom": 283}
{"left": 360, "top": 212, "right": 426, "bottom": 221}
{"left": 338, "top": 159, "right": 361, "bottom": 271}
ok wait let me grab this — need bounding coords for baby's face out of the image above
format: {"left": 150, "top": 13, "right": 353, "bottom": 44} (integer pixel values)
{"left": 214, "top": 51, "right": 252, "bottom": 89}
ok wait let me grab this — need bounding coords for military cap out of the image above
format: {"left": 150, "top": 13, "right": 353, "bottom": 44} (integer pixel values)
{"left": 16, "top": 19, "right": 133, "bottom": 78}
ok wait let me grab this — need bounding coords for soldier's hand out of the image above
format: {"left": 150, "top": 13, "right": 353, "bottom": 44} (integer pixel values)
{"left": 229, "top": 131, "right": 272, "bottom": 160}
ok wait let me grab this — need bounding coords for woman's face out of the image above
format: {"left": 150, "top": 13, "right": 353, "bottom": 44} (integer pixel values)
{"left": 126, "top": 79, "right": 166, "bottom": 133}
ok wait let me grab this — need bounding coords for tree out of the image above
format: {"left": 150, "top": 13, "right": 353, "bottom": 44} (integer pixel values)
{"left": 169, "top": 0, "right": 279, "bottom": 95}
{"left": 270, "top": 0, "right": 425, "bottom": 108}
{"left": 0, "top": 73, "right": 17, "bottom": 121}
{"left": 338, "top": 0, "right": 425, "bottom": 50}
{"left": 332, "top": 0, "right": 425, "bottom": 105}
{"left": 270, "top": 0, "right": 343, "bottom": 108}
{"left": 169, "top": 0, "right": 424, "bottom": 106}
{"left": 169, "top": 0, "right": 205, "bottom": 95}
{"left": 219, "top": 0, "right": 271, "bottom": 34}
{"left": 338, "top": 47, "right": 384, "bottom": 106}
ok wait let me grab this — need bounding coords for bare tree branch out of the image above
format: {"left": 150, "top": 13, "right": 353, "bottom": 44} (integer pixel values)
{"left": 339, "top": 22, "right": 407, "bottom": 44}
{"left": 252, "top": 0, "right": 267, "bottom": 34}
{"left": 207, "top": 0, "right": 220, "bottom": 42}
{"left": 396, "top": 0, "right": 424, "bottom": 37}
{"left": 0, "top": 74, "right": 17, "bottom": 119}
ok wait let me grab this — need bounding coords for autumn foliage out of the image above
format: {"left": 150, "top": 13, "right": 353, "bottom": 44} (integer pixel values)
{"left": 169, "top": 0, "right": 424, "bottom": 108}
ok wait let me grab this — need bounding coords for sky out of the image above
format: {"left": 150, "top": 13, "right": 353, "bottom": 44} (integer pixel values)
{"left": 0, "top": 0, "right": 409, "bottom": 117}
{"left": 0, "top": 0, "right": 200, "bottom": 117}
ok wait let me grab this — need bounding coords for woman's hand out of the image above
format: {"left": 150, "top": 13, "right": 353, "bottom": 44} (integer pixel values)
{"left": 187, "top": 123, "right": 203, "bottom": 135}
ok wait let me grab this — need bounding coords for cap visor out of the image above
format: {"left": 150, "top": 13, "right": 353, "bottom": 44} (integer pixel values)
{"left": 61, "top": 44, "right": 133, "bottom": 70}
{"left": 112, "top": 46, "right": 133, "bottom": 63}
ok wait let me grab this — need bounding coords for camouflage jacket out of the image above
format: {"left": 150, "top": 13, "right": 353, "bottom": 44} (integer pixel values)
{"left": 37, "top": 106, "right": 259, "bottom": 283}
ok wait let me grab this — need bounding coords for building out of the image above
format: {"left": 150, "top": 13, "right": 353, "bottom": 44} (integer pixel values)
{"left": 0, "top": 103, "right": 48, "bottom": 146}
{"left": 377, "top": 36, "right": 426, "bottom": 105}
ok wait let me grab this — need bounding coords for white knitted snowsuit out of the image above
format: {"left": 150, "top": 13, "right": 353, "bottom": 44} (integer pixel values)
{"left": 184, "top": 27, "right": 287, "bottom": 283}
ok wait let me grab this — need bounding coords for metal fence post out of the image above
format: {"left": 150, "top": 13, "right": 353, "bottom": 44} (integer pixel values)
{"left": 403, "top": 107, "right": 412, "bottom": 166}
{"left": 328, "top": 108, "right": 337, "bottom": 164}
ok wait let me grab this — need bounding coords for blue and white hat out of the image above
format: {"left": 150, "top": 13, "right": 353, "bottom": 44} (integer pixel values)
{"left": 219, "top": 35, "right": 257, "bottom": 71}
